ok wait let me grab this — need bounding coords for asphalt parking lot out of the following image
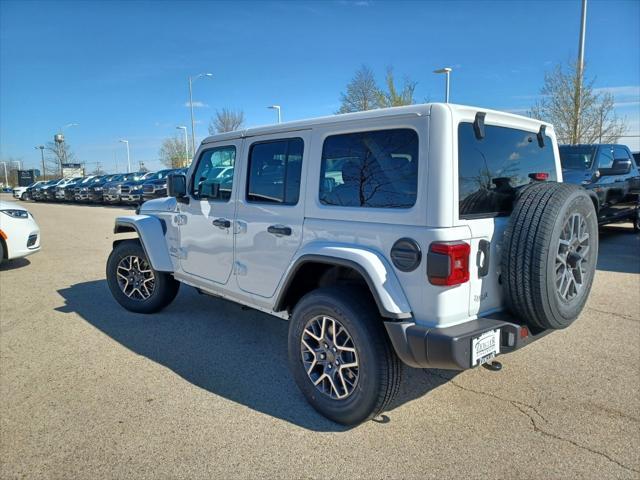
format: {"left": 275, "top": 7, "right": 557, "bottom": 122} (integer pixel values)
{"left": 1, "top": 195, "right": 638, "bottom": 479}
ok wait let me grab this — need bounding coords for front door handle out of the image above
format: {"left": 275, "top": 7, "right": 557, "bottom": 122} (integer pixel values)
{"left": 267, "top": 225, "right": 292, "bottom": 236}
{"left": 212, "top": 218, "right": 231, "bottom": 229}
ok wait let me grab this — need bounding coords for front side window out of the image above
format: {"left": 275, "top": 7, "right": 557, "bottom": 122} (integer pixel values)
{"left": 246, "top": 138, "right": 303, "bottom": 204}
{"left": 458, "top": 122, "right": 557, "bottom": 218}
{"left": 191, "top": 146, "right": 236, "bottom": 201}
{"left": 319, "top": 129, "right": 418, "bottom": 208}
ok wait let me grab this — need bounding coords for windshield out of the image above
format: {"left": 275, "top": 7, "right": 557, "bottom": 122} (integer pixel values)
{"left": 559, "top": 145, "right": 595, "bottom": 170}
{"left": 81, "top": 177, "right": 94, "bottom": 184}
{"left": 145, "top": 170, "right": 172, "bottom": 181}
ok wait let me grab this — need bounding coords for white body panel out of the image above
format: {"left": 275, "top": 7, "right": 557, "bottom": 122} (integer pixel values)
{"left": 0, "top": 200, "right": 41, "bottom": 260}
{"left": 133, "top": 103, "right": 559, "bottom": 329}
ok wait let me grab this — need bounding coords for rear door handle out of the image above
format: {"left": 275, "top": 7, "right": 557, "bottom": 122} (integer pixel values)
{"left": 212, "top": 218, "right": 231, "bottom": 229}
{"left": 267, "top": 225, "right": 292, "bottom": 236}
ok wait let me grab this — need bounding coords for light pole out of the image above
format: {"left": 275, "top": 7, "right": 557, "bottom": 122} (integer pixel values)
{"left": 433, "top": 67, "right": 452, "bottom": 103}
{"left": 188, "top": 72, "right": 213, "bottom": 156}
{"left": 119, "top": 139, "right": 131, "bottom": 173}
{"left": 573, "top": 0, "right": 588, "bottom": 144}
{"left": 176, "top": 126, "right": 189, "bottom": 166}
{"left": 267, "top": 105, "right": 282, "bottom": 124}
{"left": 35, "top": 146, "right": 45, "bottom": 179}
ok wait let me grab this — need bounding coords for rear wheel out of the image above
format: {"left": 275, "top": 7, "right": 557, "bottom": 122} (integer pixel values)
{"left": 288, "top": 286, "right": 401, "bottom": 425}
{"left": 106, "top": 240, "right": 179, "bottom": 313}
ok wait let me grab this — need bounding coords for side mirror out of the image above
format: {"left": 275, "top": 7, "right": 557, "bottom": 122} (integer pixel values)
{"left": 201, "top": 181, "right": 220, "bottom": 199}
{"left": 167, "top": 174, "right": 187, "bottom": 201}
{"left": 600, "top": 159, "right": 632, "bottom": 176}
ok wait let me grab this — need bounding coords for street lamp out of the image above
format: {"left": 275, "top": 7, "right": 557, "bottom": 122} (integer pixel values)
{"left": 267, "top": 105, "right": 282, "bottom": 124}
{"left": 119, "top": 139, "right": 131, "bottom": 173}
{"left": 35, "top": 146, "right": 45, "bottom": 179}
{"left": 433, "top": 67, "right": 452, "bottom": 103}
{"left": 188, "top": 72, "right": 213, "bottom": 155}
{"left": 176, "top": 126, "right": 189, "bottom": 166}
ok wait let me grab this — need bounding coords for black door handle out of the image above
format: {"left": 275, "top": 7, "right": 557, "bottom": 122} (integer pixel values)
{"left": 267, "top": 225, "right": 292, "bottom": 236}
{"left": 212, "top": 218, "right": 231, "bottom": 229}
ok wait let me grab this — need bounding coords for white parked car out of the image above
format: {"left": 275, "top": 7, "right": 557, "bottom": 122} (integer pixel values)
{"left": 0, "top": 200, "right": 41, "bottom": 263}
{"left": 107, "top": 103, "right": 597, "bottom": 425}
{"left": 12, "top": 186, "right": 29, "bottom": 200}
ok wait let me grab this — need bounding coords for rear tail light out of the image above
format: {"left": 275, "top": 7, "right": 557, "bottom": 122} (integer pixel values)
{"left": 528, "top": 172, "right": 549, "bottom": 181}
{"left": 427, "top": 241, "right": 470, "bottom": 286}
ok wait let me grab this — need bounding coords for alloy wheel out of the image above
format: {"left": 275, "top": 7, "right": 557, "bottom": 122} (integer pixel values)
{"left": 116, "top": 255, "right": 155, "bottom": 300}
{"left": 555, "top": 213, "right": 590, "bottom": 301}
{"left": 301, "top": 315, "right": 359, "bottom": 400}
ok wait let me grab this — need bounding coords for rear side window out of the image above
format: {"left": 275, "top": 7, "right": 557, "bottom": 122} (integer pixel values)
{"left": 247, "top": 138, "right": 303, "bottom": 205}
{"left": 458, "top": 123, "right": 557, "bottom": 218}
{"left": 319, "top": 129, "right": 418, "bottom": 208}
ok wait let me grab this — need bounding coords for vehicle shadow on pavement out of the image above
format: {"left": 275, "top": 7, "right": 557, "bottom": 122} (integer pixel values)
{"left": 56, "top": 280, "right": 454, "bottom": 432}
{"left": 0, "top": 257, "right": 31, "bottom": 271}
{"left": 597, "top": 225, "right": 640, "bottom": 274}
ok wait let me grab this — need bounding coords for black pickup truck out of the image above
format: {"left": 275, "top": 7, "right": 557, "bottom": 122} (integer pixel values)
{"left": 559, "top": 144, "right": 640, "bottom": 231}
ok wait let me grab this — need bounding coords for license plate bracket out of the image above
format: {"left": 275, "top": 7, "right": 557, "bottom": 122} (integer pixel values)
{"left": 472, "top": 329, "right": 500, "bottom": 366}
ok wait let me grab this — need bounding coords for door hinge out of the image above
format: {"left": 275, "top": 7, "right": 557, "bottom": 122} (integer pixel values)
{"left": 169, "top": 246, "right": 187, "bottom": 259}
{"left": 234, "top": 220, "right": 247, "bottom": 235}
{"left": 234, "top": 261, "right": 247, "bottom": 276}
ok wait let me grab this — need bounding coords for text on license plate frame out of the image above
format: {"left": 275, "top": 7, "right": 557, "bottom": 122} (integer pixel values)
{"left": 472, "top": 329, "right": 501, "bottom": 366}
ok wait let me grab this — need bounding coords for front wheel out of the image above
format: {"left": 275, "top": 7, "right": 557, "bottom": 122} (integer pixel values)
{"left": 288, "top": 286, "right": 402, "bottom": 425}
{"left": 106, "top": 239, "right": 180, "bottom": 313}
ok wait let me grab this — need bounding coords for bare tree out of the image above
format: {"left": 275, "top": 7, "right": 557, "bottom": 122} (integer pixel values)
{"left": 159, "top": 137, "right": 189, "bottom": 168}
{"left": 338, "top": 65, "right": 381, "bottom": 113}
{"left": 44, "top": 141, "right": 76, "bottom": 176}
{"left": 530, "top": 62, "right": 626, "bottom": 144}
{"left": 377, "top": 67, "right": 417, "bottom": 108}
{"left": 209, "top": 108, "right": 245, "bottom": 134}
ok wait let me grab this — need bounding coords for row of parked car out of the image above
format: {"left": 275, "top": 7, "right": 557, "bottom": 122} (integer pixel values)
{"left": 12, "top": 168, "right": 187, "bottom": 205}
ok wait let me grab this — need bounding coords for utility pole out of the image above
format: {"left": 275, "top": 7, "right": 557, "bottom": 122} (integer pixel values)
{"left": 573, "top": 0, "right": 588, "bottom": 144}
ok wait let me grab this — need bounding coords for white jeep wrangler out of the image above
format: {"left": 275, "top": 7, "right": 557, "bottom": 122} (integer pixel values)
{"left": 106, "top": 103, "right": 597, "bottom": 425}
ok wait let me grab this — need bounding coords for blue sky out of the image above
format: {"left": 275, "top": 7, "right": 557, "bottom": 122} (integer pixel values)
{"left": 1, "top": 0, "right": 639, "bottom": 173}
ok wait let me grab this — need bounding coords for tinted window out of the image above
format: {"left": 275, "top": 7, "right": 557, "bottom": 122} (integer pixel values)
{"left": 559, "top": 145, "right": 596, "bottom": 170}
{"left": 319, "top": 129, "right": 418, "bottom": 208}
{"left": 247, "top": 138, "right": 303, "bottom": 204}
{"left": 458, "top": 123, "right": 557, "bottom": 218}
{"left": 613, "top": 146, "right": 631, "bottom": 161}
{"left": 192, "top": 146, "right": 236, "bottom": 201}
{"left": 596, "top": 147, "right": 614, "bottom": 169}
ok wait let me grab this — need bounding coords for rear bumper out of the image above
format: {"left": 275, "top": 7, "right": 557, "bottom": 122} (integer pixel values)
{"left": 384, "top": 313, "right": 551, "bottom": 370}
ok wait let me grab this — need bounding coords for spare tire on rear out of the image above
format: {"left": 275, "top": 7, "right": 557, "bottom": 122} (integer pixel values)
{"left": 502, "top": 182, "right": 598, "bottom": 330}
